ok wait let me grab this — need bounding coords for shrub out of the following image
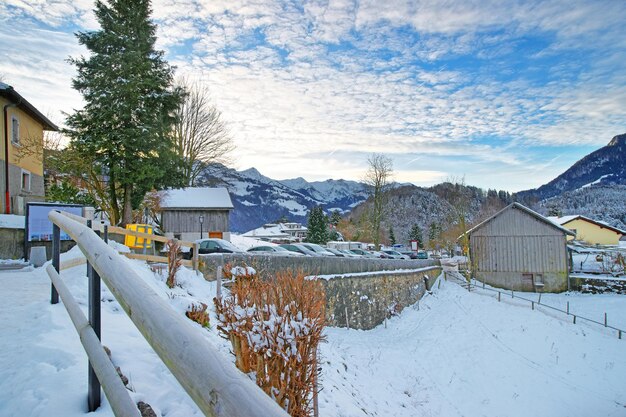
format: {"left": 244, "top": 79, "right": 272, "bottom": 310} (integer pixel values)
{"left": 185, "top": 302, "right": 210, "bottom": 328}
{"left": 215, "top": 271, "right": 325, "bottom": 417}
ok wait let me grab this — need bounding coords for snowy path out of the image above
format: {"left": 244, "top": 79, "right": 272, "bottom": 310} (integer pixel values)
{"left": 0, "top": 267, "right": 100, "bottom": 416}
{"left": 319, "top": 277, "right": 626, "bottom": 417}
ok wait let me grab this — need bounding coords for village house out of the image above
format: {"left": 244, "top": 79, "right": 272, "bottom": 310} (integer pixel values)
{"left": 159, "top": 187, "right": 234, "bottom": 242}
{"left": 548, "top": 215, "right": 625, "bottom": 246}
{"left": 1, "top": 83, "right": 58, "bottom": 215}
{"left": 467, "top": 203, "right": 575, "bottom": 292}
{"left": 242, "top": 222, "right": 308, "bottom": 243}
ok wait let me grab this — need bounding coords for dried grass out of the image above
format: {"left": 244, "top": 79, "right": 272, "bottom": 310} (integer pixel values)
{"left": 215, "top": 270, "right": 325, "bottom": 417}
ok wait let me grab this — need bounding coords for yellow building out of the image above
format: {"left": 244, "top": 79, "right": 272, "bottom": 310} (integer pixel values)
{"left": 1, "top": 83, "right": 58, "bottom": 215}
{"left": 549, "top": 215, "right": 625, "bottom": 246}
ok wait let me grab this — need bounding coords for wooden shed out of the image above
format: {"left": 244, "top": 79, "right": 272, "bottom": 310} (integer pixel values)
{"left": 159, "top": 187, "right": 234, "bottom": 242}
{"left": 467, "top": 203, "right": 575, "bottom": 292}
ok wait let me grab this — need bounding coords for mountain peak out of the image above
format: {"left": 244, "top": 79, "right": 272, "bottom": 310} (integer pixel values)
{"left": 608, "top": 133, "right": 626, "bottom": 147}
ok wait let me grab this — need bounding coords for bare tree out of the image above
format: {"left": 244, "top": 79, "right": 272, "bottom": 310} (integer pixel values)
{"left": 363, "top": 153, "right": 393, "bottom": 248}
{"left": 173, "top": 78, "right": 234, "bottom": 186}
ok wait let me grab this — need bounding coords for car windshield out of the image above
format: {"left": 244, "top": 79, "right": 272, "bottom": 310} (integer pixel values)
{"left": 303, "top": 244, "right": 327, "bottom": 253}
{"left": 216, "top": 239, "right": 242, "bottom": 252}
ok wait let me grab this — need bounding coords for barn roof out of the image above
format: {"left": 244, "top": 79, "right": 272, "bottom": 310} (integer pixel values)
{"left": 466, "top": 202, "right": 576, "bottom": 237}
{"left": 547, "top": 215, "right": 625, "bottom": 235}
{"left": 160, "top": 187, "right": 233, "bottom": 210}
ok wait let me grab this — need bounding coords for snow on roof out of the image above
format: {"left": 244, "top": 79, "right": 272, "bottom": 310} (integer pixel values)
{"left": 547, "top": 215, "right": 579, "bottom": 226}
{"left": 159, "top": 187, "right": 233, "bottom": 210}
{"left": 242, "top": 224, "right": 290, "bottom": 238}
{"left": 0, "top": 214, "right": 25, "bottom": 229}
{"left": 466, "top": 203, "right": 576, "bottom": 237}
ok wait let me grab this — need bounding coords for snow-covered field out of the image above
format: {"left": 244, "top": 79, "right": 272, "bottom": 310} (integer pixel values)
{"left": 1, "top": 250, "right": 625, "bottom": 417}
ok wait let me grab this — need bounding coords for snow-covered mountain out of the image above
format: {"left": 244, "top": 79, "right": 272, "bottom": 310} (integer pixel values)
{"left": 516, "top": 133, "right": 626, "bottom": 202}
{"left": 195, "top": 164, "right": 369, "bottom": 232}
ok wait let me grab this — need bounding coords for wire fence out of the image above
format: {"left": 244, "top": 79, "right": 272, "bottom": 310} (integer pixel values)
{"left": 441, "top": 270, "right": 624, "bottom": 340}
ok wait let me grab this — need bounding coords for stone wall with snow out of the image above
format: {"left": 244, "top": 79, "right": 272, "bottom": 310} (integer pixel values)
{"left": 317, "top": 266, "right": 442, "bottom": 330}
{"left": 197, "top": 253, "right": 438, "bottom": 280}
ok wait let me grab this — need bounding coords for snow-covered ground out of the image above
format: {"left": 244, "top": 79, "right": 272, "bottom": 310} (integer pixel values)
{"left": 1, "top": 250, "right": 625, "bottom": 417}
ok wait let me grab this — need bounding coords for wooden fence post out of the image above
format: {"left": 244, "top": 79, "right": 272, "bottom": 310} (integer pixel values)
{"left": 192, "top": 242, "right": 199, "bottom": 272}
{"left": 216, "top": 266, "right": 222, "bottom": 300}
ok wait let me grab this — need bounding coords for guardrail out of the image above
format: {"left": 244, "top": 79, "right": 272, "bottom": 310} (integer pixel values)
{"left": 46, "top": 210, "right": 290, "bottom": 417}
{"left": 443, "top": 270, "right": 624, "bottom": 340}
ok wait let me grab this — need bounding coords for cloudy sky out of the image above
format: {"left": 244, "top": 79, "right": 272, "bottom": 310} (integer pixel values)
{"left": 1, "top": 0, "right": 625, "bottom": 192}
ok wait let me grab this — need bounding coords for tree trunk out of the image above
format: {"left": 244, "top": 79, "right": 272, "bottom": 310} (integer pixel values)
{"left": 108, "top": 169, "right": 120, "bottom": 225}
{"left": 122, "top": 184, "right": 133, "bottom": 226}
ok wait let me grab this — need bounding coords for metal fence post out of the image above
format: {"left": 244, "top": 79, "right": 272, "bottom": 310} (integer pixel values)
{"left": 86, "top": 220, "right": 101, "bottom": 411}
{"left": 604, "top": 312, "right": 607, "bottom": 327}
{"left": 566, "top": 301, "right": 569, "bottom": 315}
{"left": 51, "top": 223, "right": 60, "bottom": 304}
{"left": 498, "top": 291, "right": 501, "bottom": 302}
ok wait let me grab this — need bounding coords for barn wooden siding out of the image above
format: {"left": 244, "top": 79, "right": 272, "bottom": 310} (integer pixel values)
{"left": 470, "top": 206, "right": 569, "bottom": 292}
{"left": 162, "top": 210, "right": 230, "bottom": 234}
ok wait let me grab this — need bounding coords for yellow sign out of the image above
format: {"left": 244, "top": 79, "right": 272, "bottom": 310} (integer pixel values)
{"left": 124, "top": 224, "right": 153, "bottom": 249}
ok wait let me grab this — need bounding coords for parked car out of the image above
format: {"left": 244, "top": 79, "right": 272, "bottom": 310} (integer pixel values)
{"left": 325, "top": 247, "right": 347, "bottom": 257}
{"left": 350, "top": 249, "right": 378, "bottom": 258}
{"left": 301, "top": 243, "right": 335, "bottom": 256}
{"left": 279, "top": 243, "right": 320, "bottom": 256}
{"left": 381, "top": 249, "right": 410, "bottom": 260}
{"left": 398, "top": 250, "right": 419, "bottom": 259}
{"left": 185, "top": 238, "right": 244, "bottom": 259}
{"left": 369, "top": 250, "right": 390, "bottom": 259}
{"left": 338, "top": 249, "right": 361, "bottom": 258}
{"left": 247, "top": 245, "right": 304, "bottom": 256}
{"left": 417, "top": 251, "right": 429, "bottom": 259}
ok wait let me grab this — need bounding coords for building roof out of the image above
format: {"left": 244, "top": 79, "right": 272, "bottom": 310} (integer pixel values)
{"left": 160, "top": 187, "right": 234, "bottom": 210}
{"left": 466, "top": 202, "right": 576, "bottom": 237}
{"left": 548, "top": 215, "right": 625, "bottom": 235}
{"left": 0, "top": 83, "right": 58, "bottom": 131}
{"left": 242, "top": 222, "right": 307, "bottom": 240}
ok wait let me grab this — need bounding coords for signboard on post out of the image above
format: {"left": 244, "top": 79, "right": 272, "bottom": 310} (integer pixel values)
{"left": 410, "top": 240, "right": 418, "bottom": 251}
{"left": 26, "top": 203, "right": 83, "bottom": 242}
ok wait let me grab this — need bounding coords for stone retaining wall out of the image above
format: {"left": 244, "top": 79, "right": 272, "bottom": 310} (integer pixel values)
{"left": 0, "top": 228, "right": 24, "bottom": 259}
{"left": 198, "top": 253, "right": 438, "bottom": 280}
{"left": 317, "top": 266, "right": 442, "bottom": 330}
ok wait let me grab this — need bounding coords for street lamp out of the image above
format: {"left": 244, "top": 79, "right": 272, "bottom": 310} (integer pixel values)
{"left": 199, "top": 215, "right": 204, "bottom": 239}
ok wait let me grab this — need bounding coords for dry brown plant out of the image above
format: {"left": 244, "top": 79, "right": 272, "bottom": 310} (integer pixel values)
{"left": 185, "top": 302, "right": 210, "bottom": 327}
{"left": 214, "top": 271, "right": 326, "bottom": 417}
{"left": 166, "top": 239, "right": 182, "bottom": 288}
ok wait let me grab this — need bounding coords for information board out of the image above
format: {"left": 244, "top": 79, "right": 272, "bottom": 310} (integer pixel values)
{"left": 26, "top": 203, "right": 83, "bottom": 242}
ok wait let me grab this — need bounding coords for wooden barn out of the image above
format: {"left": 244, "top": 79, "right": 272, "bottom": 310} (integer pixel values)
{"left": 467, "top": 203, "right": 575, "bottom": 292}
{"left": 159, "top": 187, "right": 234, "bottom": 242}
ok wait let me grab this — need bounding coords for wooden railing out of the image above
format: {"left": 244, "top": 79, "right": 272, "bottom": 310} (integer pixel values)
{"left": 46, "top": 210, "right": 290, "bottom": 417}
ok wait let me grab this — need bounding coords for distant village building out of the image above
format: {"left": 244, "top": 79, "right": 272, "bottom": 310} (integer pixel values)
{"left": 242, "top": 222, "right": 308, "bottom": 243}
{"left": 1, "top": 83, "right": 58, "bottom": 215}
{"left": 159, "top": 187, "right": 233, "bottom": 241}
{"left": 467, "top": 203, "right": 575, "bottom": 292}
{"left": 548, "top": 215, "right": 625, "bottom": 246}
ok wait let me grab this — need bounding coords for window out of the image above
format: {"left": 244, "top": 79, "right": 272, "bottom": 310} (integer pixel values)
{"left": 21, "top": 169, "right": 31, "bottom": 192}
{"left": 11, "top": 116, "right": 19, "bottom": 145}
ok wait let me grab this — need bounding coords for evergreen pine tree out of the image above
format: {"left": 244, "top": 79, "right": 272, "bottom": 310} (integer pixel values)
{"left": 306, "top": 206, "right": 329, "bottom": 244}
{"left": 428, "top": 222, "right": 441, "bottom": 248}
{"left": 330, "top": 210, "right": 342, "bottom": 226}
{"left": 66, "top": 0, "right": 184, "bottom": 225}
{"left": 408, "top": 223, "right": 423, "bottom": 248}
{"left": 389, "top": 226, "right": 396, "bottom": 245}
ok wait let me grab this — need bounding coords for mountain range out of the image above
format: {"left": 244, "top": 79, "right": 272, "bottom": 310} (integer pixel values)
{"left": 195, "top": 164, "right": 369, "bottom": 232}
{"left": 196, "top": 133, "right": 626, "bottom": 235}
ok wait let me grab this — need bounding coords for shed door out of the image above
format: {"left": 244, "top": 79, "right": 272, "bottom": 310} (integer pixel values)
{"left": 209, "top": 231, "right": 223, "bottom": 239}
{"left": 521, "top": 273, "right": 535, "bottom": 292}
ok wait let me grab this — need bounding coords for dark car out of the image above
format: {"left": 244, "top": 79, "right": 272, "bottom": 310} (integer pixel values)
{"left": 185, "top": 238, "right": 244, "bottom": 259}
